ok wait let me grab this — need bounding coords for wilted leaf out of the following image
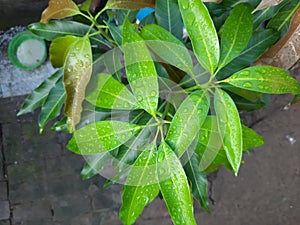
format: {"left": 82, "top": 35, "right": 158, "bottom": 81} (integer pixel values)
{"left": 178, "top": 0, "right": 220, "bottom": 74}
{"left": 49, "top": 35, "right": 78, "bottom": 68}
{"left": 106, "top": 0, "right": 155, "bottom": 10}
{"left": 166, "top": 90, "right": 210, "bottom": 158}
{"left": 214, "top": 89, "right": 242, "bottom": 175}
{"left": 38, "top": 78, "right": 66, "bottom": 133}
{"left": 253, "top": 0, "right": 283, "bottom": 13}
{"left": 85, "top": 73, "right": 140, "bottom": 110}
{"left": 41, "top": 0, "right": 80, "bottom": 23}
{"left": 224, "top": 66, "right": 300, "bottom": 94}
{"left": 157, "top": 142, "right": 197, "bottom": 225}
{"left": 120, "top": 146, "right": 159, "bottom": 225}
{"left": 67, "top": 121, "right": 141, "bottom": 154}
{"left": 256, "top": 9, "right": 300, "bottom": 70}
{"left": 123, "top": 19, "right": 159, "bottom": 116}
{"left": 63, "top": 36, "right": 93, "bottom": 132}
{"left": 17, "top": 69, "right": 63, "bottom": 116}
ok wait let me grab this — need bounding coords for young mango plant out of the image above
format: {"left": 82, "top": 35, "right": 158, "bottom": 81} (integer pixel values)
{"left": 17, "top": 0, "right": 300, "bottom": 224}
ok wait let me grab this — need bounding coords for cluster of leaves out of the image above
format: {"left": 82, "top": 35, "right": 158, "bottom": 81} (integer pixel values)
{"left": 17, "top": 0, "right": 300, "bottom": 224}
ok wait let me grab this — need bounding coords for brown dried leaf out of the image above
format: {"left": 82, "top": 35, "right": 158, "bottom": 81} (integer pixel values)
{"left": 41, "top": 0, "right": 80, "bottom": 23}
{"left": 253, "top": 0, "right": 283, "bottom": 13}
{"left": 255, "top": 9, "right": 300, "bottom": 70}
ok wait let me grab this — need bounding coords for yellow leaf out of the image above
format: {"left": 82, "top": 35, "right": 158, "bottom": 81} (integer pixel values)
{"left": 41, "top": 0, "right": 80, "bottom": 23}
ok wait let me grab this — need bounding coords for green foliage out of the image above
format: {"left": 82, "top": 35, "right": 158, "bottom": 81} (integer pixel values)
{"left": 18, "top": 0, "right": 300, "bottom": 224}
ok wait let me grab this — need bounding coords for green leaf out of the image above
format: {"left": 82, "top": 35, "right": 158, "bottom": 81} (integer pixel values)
{"left": 156, "top": 142, "right": 197, "bottom": 225}
{"left": 166, "top": 89, "right": 210, "bottom": 158}
{"left": 221, "top": 0, "right": 261, "bottom": 8}
{"left": 40, "top": 0, "right": 80, "bottom": 23}
{"left": 178, "top": 0, "right": 219, "bottom": 74}
{"left": 28, "top": 21, "right": 110, "bottom": 47}
{"left": 253, "top": 1, "right": 287, "bottom": 30}
{"left": 123, "top": 19, "right": 158, "bottom": 116}
{"left": 216, "top": 29, "right": 280, "bottom": 80}
{"left": 218, "top": 3, "right": 253, "bottom": 69}
{"left": 214, "top": 89, "right": 242, "bottom": 175}
{"left": 106, "top": 0, "right": 155, "bottom": 10}
{"left": 140, "top": 24, "right": 194, "bottom": 75}
{"left": 49, "top": 35, "right": 78, "bottom": 68}
{"left": 78, "top": 0, "right": 92, "bottom": 12}
{"left": 267, "top": 1, "right": 300, "bottom": 33}
{"left": 105, "top": 22, "right": 123, "bottom": 46}
{"left": 51, "top": 116, "right": 69, "bottom": 132}
{"left": 221, "top": 84, "right": 262, "bottom": 102}
{"left": 63, "top": 36, "right": 93, "bottom": 132}
{"left": 242, "top": 125, "right": 265, "bottom": 150}
{"left": 155, "top": 0, "right": 183, "bottom": 39}
{"left": 184, "top": 154, "right": 210, "bottom": 213}
{"left": 81, "top": 152, "right": 112, "bottom": 180}
{"left": 85, "top": 73, "right": 140, "bottom": 110}
{"left": 139, "top": 12, "right": 156, "bottom": 27}
{"left": 120, "top": 146, "right": 159, "bottom": 225}
{"left": 38, "top": 78, "right": 66, "bottom": 133}
{"left": 67, "top": 121, "right": 141, "bottom": 155}
{"left": 17, "top": 69, "right": 63, "bottom": 116}
{"left": 229, "top": 93, "right": 266, "bottom": 112}
{"left": 224, "top": 66, "right": 300, "bottom": 94}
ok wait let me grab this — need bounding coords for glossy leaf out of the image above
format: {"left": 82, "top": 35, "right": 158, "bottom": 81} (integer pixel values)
{"left": 253, "top": 0, "right": 283, "bottom": 12}
{"left": 85, "top": 73, "right": 140, "bottom": 110}
{"left": 79, "top": 0, "right": 92, "bottom": 12}
{"left": 178, "top": 0, "right": 219, "bottom": 74}
{"left": 166, "top": 89, "right": 210, "bottom": 158}
{"left": 38, "top": 78, "right": 66, "bottom": 133}
{"left": 184, "top": 154, "right": 210, "bottom": 213}
{"left": 106, "top": 0, "right": 155, "bottom": 10}
{"left": 216, "top": 29, "right": 280, "bottom": 79}
{"left": 221, "top": 84, "right": 262, "bottom": 102}
{"left": 105, "top": 22, "right": 123, "bottom": 46}
{"left": 29, "top": 21, "right": 110, "bottom": 47}
{"left": 230, "top": 93, "right": 266, "bottom": 112}
{"left": 123, "top": 19, "right": 158, "bottom": 116}
{"left": 49, "top": 35, "right": 78, "bottom": 68}
{"left": 155, "top": 0, "right": 183, "bottom": 39}
{"left": 140, "top": 24, "right": 194, "bottom": 75}
{"left": 51, "top": 116, "right": 69, "bottom": 132}
{"left": 218, "top": 3, "right": 253, "bottom": 69}
{"left": 214, "top": 89, "right": 242, "bottom": 175}
{"left": 242, "top": 125, "right": 265, "bottom": 150}
{"left": 17, "top": 69, "right": 63, "bottom": 116}
{"left": 120, "top": 147, "right": 159, "bottom": 225}
{"left": 267, "top": 1, "right": 300, "bottom": 33}
{"left": 224, "top": 66, "right": 300, "bottom": 94}
{"left": 40, "top": 0, "right": 80, "bottom": 23}
{"left": 81, "top": 152, "right": 112, "bottom": 180}
{"left": 67, "top": 121, "right": 141, "bottom": 154}
{"left": 157, "top": 142, "right": 197, "bottom": 225}
{"left": 63, "top": 36, "right": 93, "bottom": 132}
{"left": 221, "top": 0, "right": 261, "bottom": 8}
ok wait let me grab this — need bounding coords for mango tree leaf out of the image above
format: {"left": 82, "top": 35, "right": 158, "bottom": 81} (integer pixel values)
{"left": 253, "top": 0, "right": 283, "bottom": 13}
{"left": 40, "top": 0, "right": 80, "bottom": 23}
{"left": 85, "top": 73, "right": 140, "bottom": 110}
{"left": 123, "top": 19, "right": 158, "bottom": 116}
{"left": 17, "top": 69, "right": 63, "bottom": 115}
{"left": 229, "top": 93, "right": 266, "bottom": 112}
{"left": 216, "top": 29, "right": 280, "bottom": 80}
{"left": 63, "top": 36, "right": 93, "bottom": 132}
{"left": 139, "top": 12, "right": 156, "bottom": 27}
{"left": 28, "top": 21, "right": 111, "bottom": 47}
{"left": 224, "top": 66, "right": 300, "bottom": 94}
{"left": 49, "top": 35, "right": 78, "bottom": 68}
{"left": 155, "top": 0, "right": 183, "bottom": 39}
{"left": 79, "top": 0, "right": 92, "bottom": 12}
{"left": 120, "top": 146, "right": 159, "bottom": 225}
{"left": 105, "top": 22, "right": 123, "bottom": 46}
{"left": 38, "top": 78, "right": 66, "bottom": 133}
{"left": 267, "top": 1, "right": 300, "bottom": 33}
{"left": 221, "top": 0, "right": 260, "bottom": 8}
{"left": 184, "top": 154, "right": 210, "bottom": 213}
{"left": 51, "top": 116, "right": 69, "bottom": 132}
{"left": 214, "top": 89, "right": 242, "bottom": 175}
{"left": 242, "top": 125, "right": 265, "bottom": 150}
{"left": 156, "top": 142, "right": 197, "bottom": 225}
{"left": 218, "top": 3, "right": 253, "bottom": 69}
{"left": 106, "top": 0, "right": 155, "bottom": 10}
{"left": 178, "top": 0, "right": 219, "bottom": 74}
{"left": 166, "top": 89, "right": 210, "bottom": 158}
{"left": 253, "top": 1, "right": 286, "bottom": 30}
{"left": 67, "top": 121, "right": 141, "bottom": 154}
{"left": 221, "top": 84, "right": 262, "bottom": 102}
{"left": 140, "top": 24, "right": 194, "bottom": 75}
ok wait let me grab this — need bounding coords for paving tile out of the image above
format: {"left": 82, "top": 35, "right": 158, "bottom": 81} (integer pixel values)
{"left": 0, "top": 182, "right": 7, "bottom": 200}
{"left": 0, "top": 201, "right": 10, "bottom": 220}
{"left": 0, "top": 220, "right": 10, "bottom": 225}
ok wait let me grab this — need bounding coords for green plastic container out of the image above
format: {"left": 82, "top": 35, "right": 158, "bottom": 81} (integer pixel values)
{"left": 8, "top": 31, "right": 47, "bottom": 70}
